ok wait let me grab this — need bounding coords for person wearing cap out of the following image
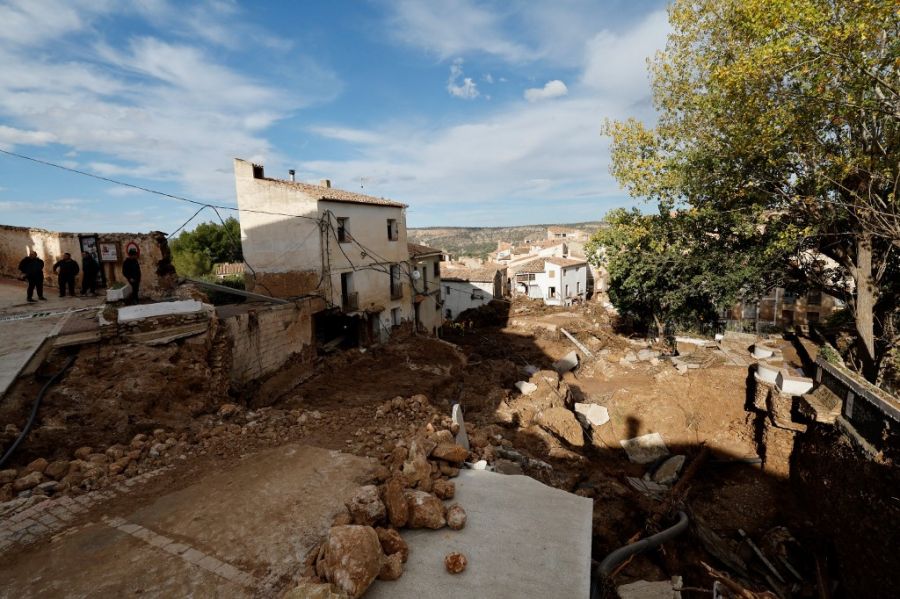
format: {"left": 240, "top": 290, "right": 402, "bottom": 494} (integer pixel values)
{"left": 122, "top": 248, "right": 142, "bottom": 305}
{"left": 18, "top": 250, "right": 47, "bottom": 302}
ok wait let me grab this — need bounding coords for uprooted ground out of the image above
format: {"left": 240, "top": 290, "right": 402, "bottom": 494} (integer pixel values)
{"left": 0, "top": 298, "right": 825, "bottom": 596}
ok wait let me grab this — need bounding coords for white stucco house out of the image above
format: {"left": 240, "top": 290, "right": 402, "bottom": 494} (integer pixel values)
{"left": 441, "top": 265, "right": 507, "bottom": 321}
{"left": 514, "top": 257, "right": 589, "bottom": 306}
{"left": 233, "top": 158, "right": 413, "bottom": 344}
{"left": 408, "top": 242, "right": 444, "bottom": 336}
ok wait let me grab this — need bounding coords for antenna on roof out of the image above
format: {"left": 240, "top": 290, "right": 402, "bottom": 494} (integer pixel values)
{"left": 359, "top": 176, "right": 370, "bottom": 189}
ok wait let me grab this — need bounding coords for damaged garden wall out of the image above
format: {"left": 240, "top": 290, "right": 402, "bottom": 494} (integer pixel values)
{"left": 219, "top": 298, "right": 324, "bottom": 395}
{"left": 0, "top": 224, "right": 176, "bottom": 298}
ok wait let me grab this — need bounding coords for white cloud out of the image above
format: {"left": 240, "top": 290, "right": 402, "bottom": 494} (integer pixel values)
{"left": 384, "top": 0, "right": 534, "bottom": 62}
{"left": 581, "top": 10, "right": 669, "bottom": 100}
{"left": 0, "top": 125, "right": 57, "bottom": 147}
{"left": 0, "top": 3, "right": 341, "bottom": 202}
{"left": 447, "top": 59, "right": 479, "bottom": 99}
{"left": 483, "top": 73, "right": 494, "bottom": 84}
{"left": 524, "top": 80, "right": 568, "bottom": 102}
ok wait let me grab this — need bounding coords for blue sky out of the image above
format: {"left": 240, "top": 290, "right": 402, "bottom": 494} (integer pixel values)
{"left": 0, "top": 0, "right": 669, "bottom": 232}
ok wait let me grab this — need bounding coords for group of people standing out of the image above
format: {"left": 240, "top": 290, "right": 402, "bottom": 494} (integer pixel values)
{"left": 17, "top": 248, "right": 141, "bottom": 305}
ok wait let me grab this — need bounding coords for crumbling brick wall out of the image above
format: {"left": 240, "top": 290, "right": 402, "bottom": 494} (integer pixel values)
{"left": 0, "top": 224, "right": 176, "bottom": 298}
{"left": 219, "top": 298, "right": 322, "bottom": 389}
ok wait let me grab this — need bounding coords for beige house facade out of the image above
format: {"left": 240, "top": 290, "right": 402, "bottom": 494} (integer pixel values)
{"left": 408, "top": 243, "right": 444, "bottom": 335}
{"left": 234, "top": 158, "right": 413, "bottom": 343}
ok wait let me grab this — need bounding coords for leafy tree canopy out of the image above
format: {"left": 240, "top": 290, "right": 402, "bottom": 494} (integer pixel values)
{"left": 605, "top": 0, "right": 899, "bottom": 379}
{"left": 170, "top": 217, "right": 243, "bottom": 277}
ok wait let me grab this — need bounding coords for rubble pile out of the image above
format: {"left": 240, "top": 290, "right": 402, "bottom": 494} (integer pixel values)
{"left": 293, "top": 394, "right": 472, "bottom": 598}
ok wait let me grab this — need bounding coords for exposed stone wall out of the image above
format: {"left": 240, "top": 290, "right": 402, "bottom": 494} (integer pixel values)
{"left": 0, "top": 224, "right": 176, "bottom": 299}
{"left": 246, "top": 270, "right": 320, "bottom": 298}
{"left": 219, "top": 298, "right": 321, "bottom": 390}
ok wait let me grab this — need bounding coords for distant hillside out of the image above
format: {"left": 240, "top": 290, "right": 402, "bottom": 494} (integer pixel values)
{"left": 408, "top": 222, "right": 603, "bottom": 259}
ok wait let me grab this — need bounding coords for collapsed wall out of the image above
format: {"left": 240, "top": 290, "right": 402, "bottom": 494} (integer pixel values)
{"left": 0, "top": 297, "right": 321, "bottom": 466}
{"left": 0, "top": 224, "right": 176, "bottom": 298}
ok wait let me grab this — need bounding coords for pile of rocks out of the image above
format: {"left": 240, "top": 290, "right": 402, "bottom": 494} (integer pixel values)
{"left": 0, "top": 428, "right": 191, "bottom": 504}
{"left": 295, "top": 394, "right": 470, "bottom": 599}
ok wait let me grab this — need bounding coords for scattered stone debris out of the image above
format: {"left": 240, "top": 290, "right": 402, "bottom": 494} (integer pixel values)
{"left": 446, "top": 504, "right": 467, "bottom": 530}
{"left": 315, "top": 525, "right": 383, "bottom": 599}
{"left": 444, "top": 551, "right": 468, "bottom": 574}
{"left": 574, "top": 402, "right": 610, "bottom": 428}
{"left": 620, "top": 432, "right": 670, "bottom": 464}
{"left": 651, "top": 455, "right": 686, "bottom": 485}
{"left": 552, "top": 350, "right": 579, "bottom": 374}
{"left": 617, "top": 576, "right": 683, "bottom": 599}
{"left": 514, "top": 381, "right": 538, "bottom": 395}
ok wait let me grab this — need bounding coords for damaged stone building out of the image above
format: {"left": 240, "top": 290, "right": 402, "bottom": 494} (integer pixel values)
{"left": 233, "top": 158, "right": 416, "bottom": 345}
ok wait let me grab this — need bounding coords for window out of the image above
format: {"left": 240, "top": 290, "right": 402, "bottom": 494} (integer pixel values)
{"left": 391, "top": 307, "right": 401, "bottom": 327}
{"left": 446, "top": 309, "right": 452, "bottom": 319}
{"left": 807, "top": 290, "right": 822, "bottom": 305}
{"left": 340, "top": 273, "right": 356, "bottom": 311}
{"left": 445, "top": 285, "right": 450, "bottom": 295}
{"left": 421, "top": 266, "right": 427, "bottom": 291}
{"left": 387, "top": 219, "right": 399, "bottom": 241}
{"left": 337, "top": 217, "right": 349, "bottom": 243}
{"left": 548, "top": 286, "right": 556, "bottom": 298}
{"left": 433, "top": 261, "right": 440, "bottom": 277}
{"left": 390, "top": 264, "right": 402, "bottom": 299}
{"left": 576, "top": 282, "right": 581, "bottom": 294}
{"left": 807, "top": 311, "right": 820, "bottom": 323}
{"left": 548, "top": 269, "right": 555, "bottom": 278}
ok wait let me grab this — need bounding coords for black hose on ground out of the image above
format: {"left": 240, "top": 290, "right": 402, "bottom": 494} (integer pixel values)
{"left": 0, "top": 354, "right": 77, "bottom": 469}
{"left": 591, "top": 510, "right": 690, "bottom": 599}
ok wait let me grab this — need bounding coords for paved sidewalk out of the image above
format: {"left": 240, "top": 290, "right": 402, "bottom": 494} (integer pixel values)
{"left": 0, "top": 444, "right": 375, "bottom": 598}
{"left": 0, "top": 278, "right": 103, "bottom": 397}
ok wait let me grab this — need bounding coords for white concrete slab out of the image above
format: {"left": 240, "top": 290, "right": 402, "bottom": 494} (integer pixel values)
{"left": 367, "top": 469, "right": 593, "bottom": 599}
{"left": 117, "top": 300, "right": 210, "bottom": 322}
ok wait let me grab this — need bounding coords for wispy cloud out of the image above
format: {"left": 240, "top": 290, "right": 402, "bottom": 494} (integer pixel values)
{"left": 446, "top": 59, "right": 479, "bottom": 99}
{"left": 0, "top": 1, "right": 341, "bottom": 202}
{"left": 524, "top": 80, "right": 568, "bottom": 102}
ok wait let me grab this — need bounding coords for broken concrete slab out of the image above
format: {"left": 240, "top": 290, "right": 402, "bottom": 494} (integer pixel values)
{"left": 514, "top": 381, "right": 538, "bottom": 395}
{"left": 637, "top": 348, "right": 658, "bottom": 361}
{"left": 574, "top": 403, "right": 610, "bottom": 428}
{"left": 366, "top": 469, "right": 593, "bottom": 599}
{"left": 651, "top": 455, "right": 686, "bottom": 485}
{"left": 452, "top": 403, "right": 469, "bottom": 451}
{"left": 553, "top": 350, "right": 579, "bottom": 374}
{"left": 117, "top": 300, "right": 210, "bottom": 323}
{"left": 620, "top": 433, "right": 670, "bottom": 464}
{"left": 617, "top": 577, "right": 683, "bottom": 599}
{"left": 626, "top": 477, "right": 669, "bottom": 499}
{"left": 776, "top": 371, "right": 814, "bottom": 396}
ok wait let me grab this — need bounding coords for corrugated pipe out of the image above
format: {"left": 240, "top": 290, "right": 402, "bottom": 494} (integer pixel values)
{"left": 0, "top": 354, "right": 77, "bottom": 469}
{"left": 591, "top": 511, "right": 690, "bottom": 598}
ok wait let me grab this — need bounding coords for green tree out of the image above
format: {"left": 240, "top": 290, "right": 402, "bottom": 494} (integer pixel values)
{"left": 606, "top": 0, "right": 899, "bottom": 379}
{"left": 586, "top": 207, "right": 778, "bottom": 338}
{"left": 170, "top": 217, "right": 243, "bottom": 277}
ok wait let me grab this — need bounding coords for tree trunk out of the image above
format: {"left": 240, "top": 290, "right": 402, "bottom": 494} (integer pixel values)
{"left": 853, "top": 235, "right": 878, "bottom": 381}
{"left": 653, "top": 314, "right": 666, "bottom": 340}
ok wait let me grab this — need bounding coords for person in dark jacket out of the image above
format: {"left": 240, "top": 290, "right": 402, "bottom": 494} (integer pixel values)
{"left": 18, "top": 251, "right": 47, "bottom": 302}
{"left": 53, "top": 252, "right": 80, "bottom": 297}
{"left": 122, "top": 248, "right": 141, "bottom": 305}
{"left": 80, "top": 251, "right": 99, "bottom": 296}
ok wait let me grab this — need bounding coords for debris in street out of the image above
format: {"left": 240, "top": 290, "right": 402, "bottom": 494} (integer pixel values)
{"left": 553, "top": 349, "right": 580, "bottom": 373}
{"left": 574, "top": 402, "right": 610, "bottom": 428}
{"left": 514, "top": 380, "right": 538, "bottom": 395}
{"left": 651, "top": 455, "right": 686, "bottom": 485}
{"left": 446, "top": 504, "right": 467, "bottom": 530}
{"left": 315, "top": 525, "right": 384, "bottom": 599}
{"left": 444, "top": 551, "right": 468, "bottom": 574}
{"left": 620, "top": 432, "right": 670, "bottom": 464}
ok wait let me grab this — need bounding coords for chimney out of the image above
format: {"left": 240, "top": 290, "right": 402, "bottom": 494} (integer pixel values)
{"left": 320, "top": 178, "right": 331, "bottom": 188}
{"left": 288, "top": 169, "right": 295, "bottom": 182}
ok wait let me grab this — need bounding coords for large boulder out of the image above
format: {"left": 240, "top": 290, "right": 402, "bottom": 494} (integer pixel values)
{"left": 346, "top": 485, "right": 386, "bottom": 527}
{"left": 536, "top": 407, "right": 585, "bottom": 447}
{"left": 316, "top": 526, "right": 384, "bottom": 599}
{"left": 12, "top": 471, "right": 43, "bottom": 493}
{"left": 404, "top": 490, "right": 446, "bottom": 529}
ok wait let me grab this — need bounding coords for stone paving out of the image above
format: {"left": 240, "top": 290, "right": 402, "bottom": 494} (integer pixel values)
{"left": 0, "top": 468, "right": 168, "bottom": 553}
{"left": 0, "top": 444, "right": 375, "bottom": 598}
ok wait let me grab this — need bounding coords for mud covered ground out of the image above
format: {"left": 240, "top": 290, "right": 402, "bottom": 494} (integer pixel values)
{"left": 0, "top": 298, "right": 872, "bottom": 596}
